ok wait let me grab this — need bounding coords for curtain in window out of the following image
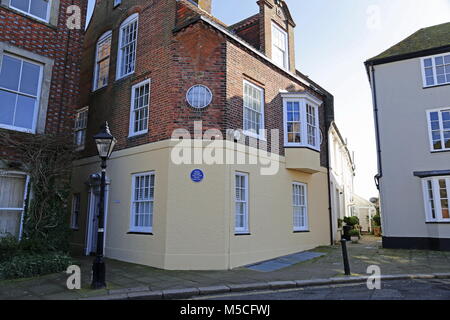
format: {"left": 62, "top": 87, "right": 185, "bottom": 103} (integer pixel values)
{"left": 0, "top": 174, "right": 26, "bottom": 238}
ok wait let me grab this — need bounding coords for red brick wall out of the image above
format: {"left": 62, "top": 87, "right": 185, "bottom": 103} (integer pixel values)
{"left": 0, "top": 0, "right": 86, "bottom": 162}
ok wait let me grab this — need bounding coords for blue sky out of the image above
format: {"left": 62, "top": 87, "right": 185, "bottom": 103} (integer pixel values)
{"left": 87, "top": 0, "right": 450, "bottom": 199}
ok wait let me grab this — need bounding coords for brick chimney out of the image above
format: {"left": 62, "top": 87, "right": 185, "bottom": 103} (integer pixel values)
{"left": 190, "top": 0, "right": 212, "bottom": 13}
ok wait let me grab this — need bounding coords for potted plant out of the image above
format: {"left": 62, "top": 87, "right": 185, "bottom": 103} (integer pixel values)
{"left": 349, "top": 229, "right": 360, "bottom": 243}
{"left": 342, "top": 216, "right": 359, "bottom": 241}
{"left": 372, "top": 213, "right": 382, "bottom": 237}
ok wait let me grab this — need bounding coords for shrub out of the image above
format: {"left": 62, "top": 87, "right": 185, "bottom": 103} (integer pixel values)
{"left": 0, "top": 236, "right": 20, "bottom": 263}
{"left": 344, "top": 216, "right": 360, "bottom": 227}
{"left": 0, "top": 252, "right": 74, "bottom": 280}
{"left": 349, "top": 229, "right": 360, "bottom": 238}
{"left": 372, "top": 213, "right": 381, "bottom": 227}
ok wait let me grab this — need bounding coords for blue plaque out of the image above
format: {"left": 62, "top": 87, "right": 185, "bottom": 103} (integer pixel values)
{"left": 190, "top": 169, "right": 204, "bottom": 183}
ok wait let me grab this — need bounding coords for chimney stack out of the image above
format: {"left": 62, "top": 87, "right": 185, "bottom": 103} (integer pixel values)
{"left": 190, "top": 0, "right": 212, "bottom": 14}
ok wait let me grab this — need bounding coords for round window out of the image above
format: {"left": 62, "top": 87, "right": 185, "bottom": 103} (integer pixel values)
{"left": 186, "top": 85, "right": 213, "bottom": 109}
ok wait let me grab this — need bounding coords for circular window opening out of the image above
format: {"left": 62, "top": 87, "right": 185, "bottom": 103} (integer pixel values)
{"left": 186, "top": 85, "right": 213, "bottom": 109}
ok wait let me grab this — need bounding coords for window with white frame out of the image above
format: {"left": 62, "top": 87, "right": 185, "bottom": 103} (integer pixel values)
{"left": 271, "top": 22, "right": 289, "bottom": 69}
{"left": 71, "top": 194, "right": 80, "bottom": 230}
{"left": 0, "top": 54, "right": 43, "bottom": 133}
{"left": 130, "top": 172, "right": 155, "bottom": 233}
{"left": 427, "top": 108, "right": 450, "bottom": 152}
{"left": 9, "top": 0, "right": 51, "bottom": 22}
{"left": 0, "top": 173, "right": 27, "bottom": 239}
{"left": 243, "top": 81, "right": 265, "bottom": 139}
{"left": 422, "top": 177, "right": 450, "bottom": 222}
{"left": 283, "top": 95, "right": 321, "bottom": 150}
{"left": 421, "top": 53, "right": 450, "bottom": 87}
{"left": 93, "top": 31, "right": 112, "bottom": 91}
{"left": 117, "top": 14, "right": 138, "bottom": 79}
{"left": 74, "top": 107, "right": 88, "bottom": 149}
{"left": 129, "top": 79, "right": 150, "bottom": 136}
{"left": 293, "top": 182, "right": 308, "bottom": 231}
{"left": 235, "top": 173, "right": 249, "bottom": 234}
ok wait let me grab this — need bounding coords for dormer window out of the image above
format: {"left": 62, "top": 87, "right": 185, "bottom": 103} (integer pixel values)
{"left": 271, "top": 22, "right": 289, "bottom": 70}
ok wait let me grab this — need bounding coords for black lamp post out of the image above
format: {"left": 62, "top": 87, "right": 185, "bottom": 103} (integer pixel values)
{"left": 91, "top": 122, "right": 116, "bottom": 289}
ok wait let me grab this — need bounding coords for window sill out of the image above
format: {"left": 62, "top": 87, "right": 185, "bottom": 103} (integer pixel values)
{"left": 0, "top": 124, "right": 35, "bottom": 135}
{"left": 423, "top": 83, "right": 450, "bottom": 89}
{"left": 293, "top": 230, "right": 310, "bottom": 233}
{"left": 91, "top": 85, "right": 108, "bottom": 94}
{"left": 430, "top": 149, "right": 450, "bottom": 154}
{"left": 425, "top": 221, "right": 450, "bottom": 224}
{"left": 235, "top": 232, "right": 251, "bottom": 236}
{"left": 127, "top": 231, "right": 153, "bottom": 235}
{"left": 128, "top": 131, "right": 148, "bottom": 139}
{"left": 242, "top": 131, "right": 266, "bottom": 141}
{"left": 284, "top": 145, "right": 320, "bottom": 153}
{"left": 115, "top": 72, "right": 135, "bottom": 83}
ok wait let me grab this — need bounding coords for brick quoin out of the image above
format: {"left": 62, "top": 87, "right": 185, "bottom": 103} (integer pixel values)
{"left": 0, "top": 0, "right": 87, "bottom": 163}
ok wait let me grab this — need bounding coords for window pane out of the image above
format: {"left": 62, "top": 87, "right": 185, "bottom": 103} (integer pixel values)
{"left": 0, "top": 90, "right": 17, "bottom": 126}
{"left": 0, "top": 55, "right": 21, "bottom": 91}
{"left": 14, "top": 95, "right": 36, "bottom": 129}
{"left": 10, "top": 0, "right": 29, "bottom": 12}
{"left": 29, "top": 0, "right": 48, "bottom": 20}
{"left": 424, "top": 58, "right": 432, "bottom": 68}
{"left": 20, "top": 61, "right": 41, "bottom": 96}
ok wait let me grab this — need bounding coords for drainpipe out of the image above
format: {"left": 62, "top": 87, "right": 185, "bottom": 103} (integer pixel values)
{"left": 370, "top": 65, "right": 383, "bottom": 190}
{"left": 324, "top": 101, "right": 334, "bottom": 245}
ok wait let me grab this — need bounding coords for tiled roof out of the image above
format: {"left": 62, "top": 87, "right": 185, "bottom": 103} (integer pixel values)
{"left": 367, "top": 22, "right": 450, "bottom": 63}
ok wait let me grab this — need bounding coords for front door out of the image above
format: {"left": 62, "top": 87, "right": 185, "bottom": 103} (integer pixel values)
{"left": 87, "top": 187, "right": 100, "bottom": 255}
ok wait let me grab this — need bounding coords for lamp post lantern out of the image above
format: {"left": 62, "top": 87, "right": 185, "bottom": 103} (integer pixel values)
{"left": 91, "top": 121, "right": 116, "bottom": 289}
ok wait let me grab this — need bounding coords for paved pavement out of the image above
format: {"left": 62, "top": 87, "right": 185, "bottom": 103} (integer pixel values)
{"left": 1, "top": 235, "right": 450, "bottom": 300}
{"left": 202, "top": 279, "right": 450, "bottom": 300}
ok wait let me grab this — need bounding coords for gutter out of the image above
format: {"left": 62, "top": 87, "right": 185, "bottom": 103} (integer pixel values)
{"left": 368, "top": 64, "right": 383, "bottom": 190}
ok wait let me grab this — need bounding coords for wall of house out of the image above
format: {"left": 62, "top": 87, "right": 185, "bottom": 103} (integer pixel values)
{"left": 71, "top": 139, "right": 330, "bottom": 270}
{"left": 373, "top": 56, "right": 450, "bottom": 240}
{"left": 0, "top": 0, "right": 86, "bottom": 161}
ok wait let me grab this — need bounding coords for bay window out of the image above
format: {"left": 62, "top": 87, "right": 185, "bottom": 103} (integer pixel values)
{"left": 422, "top": 177, "right": 450, "bottom": 222}
{"left": 282, "top": 93, "right": 321, "bottom": 150}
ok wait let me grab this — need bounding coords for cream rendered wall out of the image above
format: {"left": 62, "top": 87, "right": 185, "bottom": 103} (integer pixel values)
{"left": 373, "top": 55, "right": 450, "bottom": 239}
{"left": 71, "top": 140, "right": 331, "bottom": 270}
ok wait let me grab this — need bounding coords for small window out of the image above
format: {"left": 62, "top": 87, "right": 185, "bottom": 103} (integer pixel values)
{"left": 113, "top": 0, "right": 122, "bottom": 7}
{"left": 271, "top": 22, "right": 289, "bottom": 70}
{"left": 186, "top": 85, "right": 212, "bottom": 109}
{"left": 422, "top": 177, "right": 450, "bottom": 222}
{"left": 0, "top": 173, "right": 27, "bottom": 239}
{"left": 243, "top": 80, "right": 265, "bottom": 139}
{"left": 283, "top": 96, "right": 321, "bottom": 150}
{"left": 0, "top": 54, "right": 43, "bottom": 133}
{"left": 427, "top": 108, "right": 450, "bottom": 152}
{"left": 421, "top": 53, "right": 450, "bottom": 87}
{"left": 235, "top": 172, "right": 249, "bottom": 234}
{"left": 130, "top": 172, "right": 155, "bottom": 233}
{"left": 117, "top": 14, "right": 139, "bottom": 79}
{"left": 10, "top": 0, "right": 51, "bottom": 22}
{"left": 293, "top": 182, "right": 308, "bottom": 231}
{"left": 93, "top": 31, "right": 112, "bottom": 91}
{"left": 74, "top": 107, "right": 88, "bottom": 149}
{"left": 129, "top": 79, "right": 150, "bottom": 137}
{"left": 71, "top": 194, "right": 81, "bottom": 230}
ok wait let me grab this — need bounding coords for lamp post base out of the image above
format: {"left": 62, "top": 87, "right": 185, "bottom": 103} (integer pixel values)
{"left": 91, "top": 256, "right": 106, "bottom": 289}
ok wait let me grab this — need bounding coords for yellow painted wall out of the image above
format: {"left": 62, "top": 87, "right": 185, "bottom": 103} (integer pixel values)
{"left": 70, "top": 140, "right": 331, "bottom": 270}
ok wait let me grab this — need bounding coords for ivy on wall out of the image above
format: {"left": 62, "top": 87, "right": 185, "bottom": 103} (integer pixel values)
{"left": 0, "top": 132, "right": 77, "bottom": 252}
